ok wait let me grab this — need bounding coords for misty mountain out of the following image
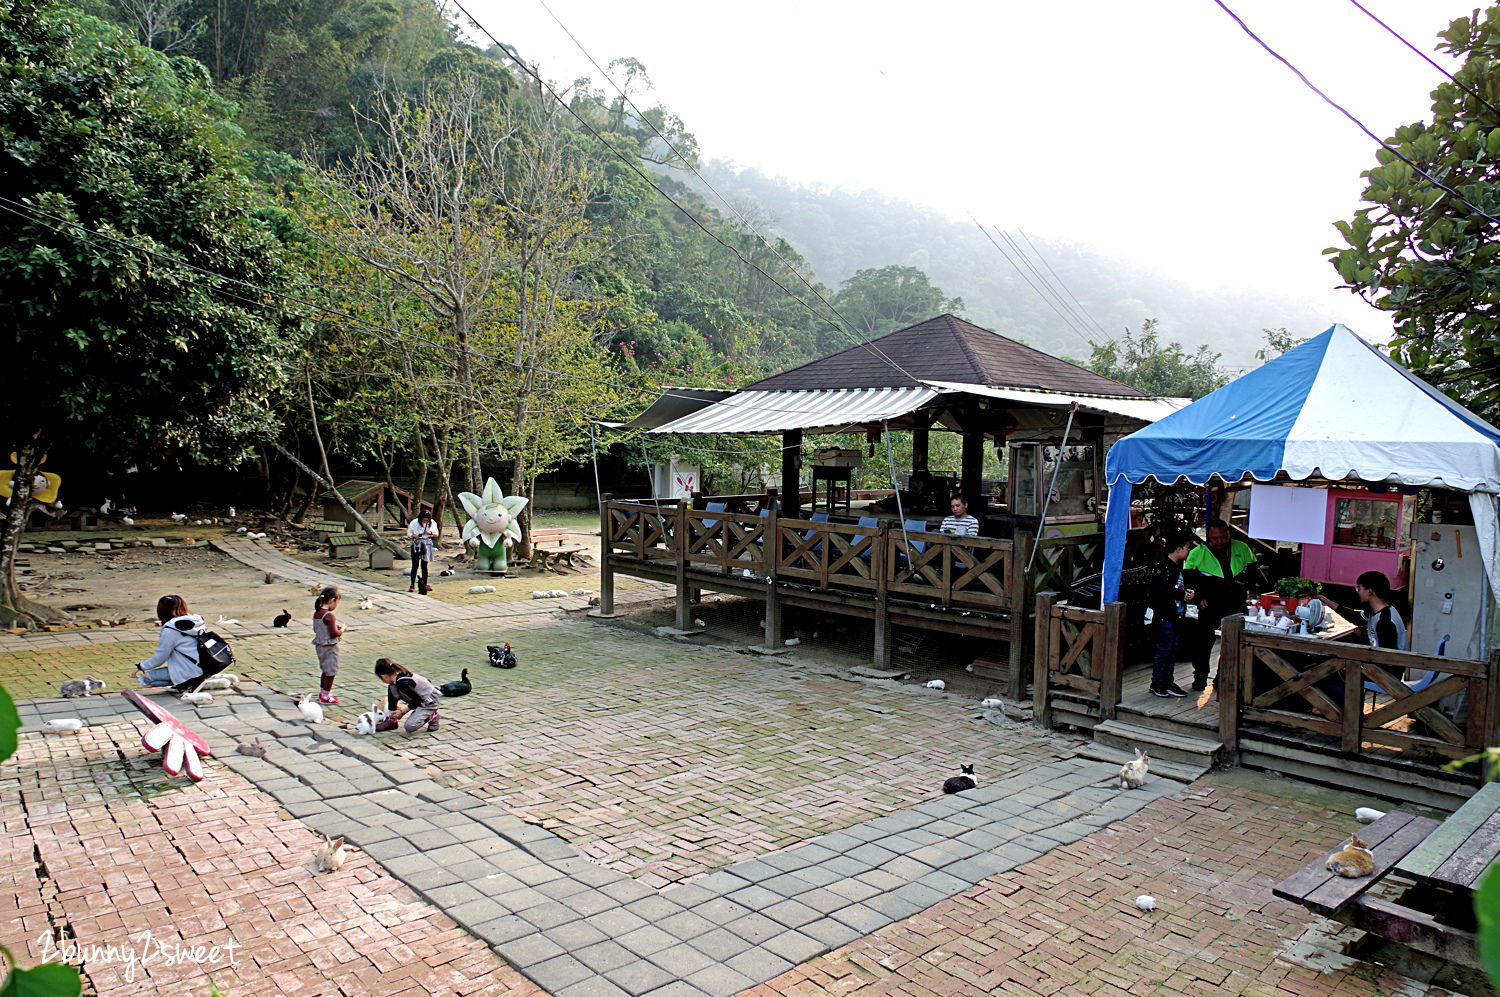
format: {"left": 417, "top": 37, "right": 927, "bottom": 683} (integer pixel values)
{"left": 699, "top": 162, "right": 1359, "bottom": 368}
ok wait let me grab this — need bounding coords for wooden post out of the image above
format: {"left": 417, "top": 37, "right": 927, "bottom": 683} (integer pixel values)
{"left": 765, "top": 509, "right": 782, "bottom": 649}
{"left": 1033, "top": 592, "right": 1055, "bottom": 727}
{"left": 1008, "top": 531, "right": 1035, "bottom": 701}
{"left": 1343, "top": 656, "right": 1363, "bottom": 754}
{"left": 781, "top": 429, "right": 803, "bottom": 518}
{"left": 961, "top": 428, "right": 985, "bottom": 510}
{"left": 674, "top": 502, "right": 692, "bottom": 630}
{"left": 1099, "top": 601, "right": 1125, "bottom": 723}
{"left": 599, "top": 493, "right": 615, "bottom": 616}
{"left": 1486, "top": 651, "right": 1500, "bottom": 762}
{"left": 873, "top": 523, "right": 891, "bottom": 667}
{"left": 1218, "top": 616, "right": 1242, "bottom": 765}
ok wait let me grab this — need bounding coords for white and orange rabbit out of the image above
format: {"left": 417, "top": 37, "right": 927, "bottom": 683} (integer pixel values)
{"left": 1119, "top": 748, "right": 1149, "bottom": 790}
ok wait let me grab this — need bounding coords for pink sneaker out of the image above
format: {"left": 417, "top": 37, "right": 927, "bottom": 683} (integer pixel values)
{"left": 408, "top": 585, "right": 415, "bottom": 592}
{"left": 374, "top": 716, "right": 398, "bottom": 732}
{"left": 427, "top": 712, "right": 440, "bottom": 731}
{"left": 319, "top": 693, "right": 339, "bottom": 705}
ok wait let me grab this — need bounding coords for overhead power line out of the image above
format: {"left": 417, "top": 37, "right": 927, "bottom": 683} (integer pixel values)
{"left": 1211, "top": 0, "right": 1500, "bottom": 226}
{"left": 1346, "top": 0, "right": 1500, "bottom": 122}
{"left": 969, "top": 216, "right": 1097, "bottom": 351}
{"left": 446, "top": 0, "right": 924, "bottom": 386}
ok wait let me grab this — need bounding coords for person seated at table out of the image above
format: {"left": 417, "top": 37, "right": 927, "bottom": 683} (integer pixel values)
{"left": 1356, "top": 570, "right": 1409, "bottom": 651}
{"left": 940, "top": 494, "right": 979, "bottom": 537}
{"left": 1183, "top": 519, "right": 1259, "bottom": 691}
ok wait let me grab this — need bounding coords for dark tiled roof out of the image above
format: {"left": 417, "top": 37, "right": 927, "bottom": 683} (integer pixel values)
{"left": 743, "top": 314, "right": 1147, "bottom": 398}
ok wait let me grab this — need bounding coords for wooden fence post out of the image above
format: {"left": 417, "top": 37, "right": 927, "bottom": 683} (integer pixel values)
{"left": 873, "top": 524, "right": 891, "bottom": 667}
{"left": 1099, "top": 601, "right": 1125, "bottom": 723}
{"left": 1486, "top": 651, "right": 1500, "bottom": 764}
{"left": 1342, "top": 657, "right": 1363, "bottom": 754}
{"left": 764, "top": 510, "right": 782, "bottom": 649}
{"left": 1009, "top": 531, "right": 1035, "bottom": 701}
{"left": 674, "top": 502, "right": 692, "bottom": 630}
{"left": 598, "top": 494, "right": 615, "bottom": 617}
{"left": 1033, "top": 592, "right": 1055, "bottom": 728}
{"left": 1218, "top": 616, "right": 1242, "bottom": 765}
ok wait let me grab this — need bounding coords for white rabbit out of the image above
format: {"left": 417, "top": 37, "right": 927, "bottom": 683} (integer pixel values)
{"left": 179, "top": 691, "right": 213, "bottom": 705}
{"left": 43, "top": 719, "right": 87, "bottom": 733}
{"left": 298, "top": 694, "right": 324, "bottom": 724}
{"left": 355, "top": 701, "right": 389, "bottom": 735}
{"left": 197, "top": 675, "right": 239, "bottom": 692}
{"left": 925, "top": 679, "right": 946, "bottom": 690}
{"left": 313, "top": 835, "right": 346, "bottom": 873}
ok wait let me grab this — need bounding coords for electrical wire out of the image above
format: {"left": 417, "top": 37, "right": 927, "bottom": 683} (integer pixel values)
{"left": 1016, "top": 229, "right": 1116, "bottom": 343}
{"left": 1211, "top": 0, "right": 1500, "bottom": 226}
{"left": 0, "top": 193, "right": 912, "bottom": 426}
{"left": 447, "top": 0, "right": 925, "bottom": 387}
{"left": 525, "top": 0, "right": 920, "bottom": 385}
{"left": 1347, "top": 0, "right": 1500, "bottom": 122}
{"left": 996, "top": 227, "right": 1101, "bottom": 345}
{"left": 969, "top": 216, "right": 1097, "bottom": 349}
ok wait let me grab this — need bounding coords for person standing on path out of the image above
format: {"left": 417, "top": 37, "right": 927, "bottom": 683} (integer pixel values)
{"left": 1183, "top": 518, "right": 1258, "bottom": 690}
{"left": 407, "top": 509, "right": 439, "bottom": 594}
{"left": 373, "top": 658, "right": 442, "bottom": 732}
{"left": 312, "top": 586, "right": 344, "bottom": 704}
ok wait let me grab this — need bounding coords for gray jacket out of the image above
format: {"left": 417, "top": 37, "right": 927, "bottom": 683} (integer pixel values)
{"left": 139, "top": 614, "right": 205, "bottom": 686}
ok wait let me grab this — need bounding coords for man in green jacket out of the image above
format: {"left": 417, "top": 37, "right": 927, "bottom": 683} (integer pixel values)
{"left": 1183, "top": 518, "right": 1258, "bottom": 690}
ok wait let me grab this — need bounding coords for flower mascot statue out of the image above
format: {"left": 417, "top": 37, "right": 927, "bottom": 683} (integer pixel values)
{"left": 460, "top": 478, "right": 529, "bottom": 573}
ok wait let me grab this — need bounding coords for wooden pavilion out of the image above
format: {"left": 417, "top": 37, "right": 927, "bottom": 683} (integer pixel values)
{"left": 598, "top": 314, "right": 1186, "bottom": 692}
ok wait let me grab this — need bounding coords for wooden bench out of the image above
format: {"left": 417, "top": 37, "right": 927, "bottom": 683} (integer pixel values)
{"left": 326, "top": 533, "right": 363, "bottom": 559}
{"left": 313, "top": 519, "right": 347, "bottom": 536}
{"left": 1272, "top": 810, "right": 1479, "bottom": 964}
{"left": 530, "top": 527, "right": 587, "bottom": 568}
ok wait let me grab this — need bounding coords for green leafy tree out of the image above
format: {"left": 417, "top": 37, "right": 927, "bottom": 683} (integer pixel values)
{"left": 1328, "top": 10, "right": 1500, "bottom": 420}
{"left": 1256, "top": 326, "right": 1307, "bottom": 362}
{"left": 0, "top": 0, "right": 304, "bottom": 625}
{"left": 828, "top": 265, "right": 963, "bottom": 348}
{"left": 1086, "top": 319, "right": 1227, "bottom": 398}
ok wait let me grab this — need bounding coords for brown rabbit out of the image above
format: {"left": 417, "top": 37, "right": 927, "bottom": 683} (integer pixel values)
{"left": 1325, "top": 834, "right": 1375, "bottom": 878}
{"left": 1119, "top": 748, "right": 1149, "bottom": 790}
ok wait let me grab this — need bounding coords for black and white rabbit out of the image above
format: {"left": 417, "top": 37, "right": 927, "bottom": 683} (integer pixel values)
{"left": 942, "top": 763, "right": 978, "bottom": 794}
{"left": 59, "top": 676, "right": 105, "bottom": 698}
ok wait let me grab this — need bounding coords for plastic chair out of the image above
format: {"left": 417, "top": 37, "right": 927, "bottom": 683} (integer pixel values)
{"left": 1364, "top": 633, "right": 1448, "bottom": 706}
{"left": 804, "top": 511, "right": 830, "bottom": 553}
{"left": 702, "top": 501, "right": 726, "bottom": 527}
{"left": 857, "top": 516, "right": 879, "bottom": 558}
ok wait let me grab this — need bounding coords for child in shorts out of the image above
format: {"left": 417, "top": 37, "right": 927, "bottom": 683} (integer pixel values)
{"left": 312, "top": 586, "right": 344, "bottom": 704}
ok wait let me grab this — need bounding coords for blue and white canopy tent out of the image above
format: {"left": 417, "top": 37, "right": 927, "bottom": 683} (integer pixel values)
{"left": 1101, "top": 325, "right": 1500, "bottom": 607}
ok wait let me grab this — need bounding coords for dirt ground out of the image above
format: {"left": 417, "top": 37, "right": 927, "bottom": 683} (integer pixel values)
{"left": 12, "top": 514, "right": 652, "bottom": 634}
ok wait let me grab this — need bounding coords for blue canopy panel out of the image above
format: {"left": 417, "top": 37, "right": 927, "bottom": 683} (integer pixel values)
{"left": 1103, "top": 329, "right": 1331, "bottom": 487}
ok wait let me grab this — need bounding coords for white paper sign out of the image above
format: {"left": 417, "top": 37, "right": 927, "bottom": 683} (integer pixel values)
{"left": 1247, "top": 484, "right": 1327, "bottom": 544}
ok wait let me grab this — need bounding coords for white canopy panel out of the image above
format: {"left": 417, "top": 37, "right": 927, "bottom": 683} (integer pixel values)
{"left": 650, "top": 386, "right": 939, "bottom": 435}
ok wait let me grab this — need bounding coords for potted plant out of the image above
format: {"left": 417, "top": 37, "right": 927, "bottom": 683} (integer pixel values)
{"left": 1262, "top": 576, "right": 1322, "bottom": 615}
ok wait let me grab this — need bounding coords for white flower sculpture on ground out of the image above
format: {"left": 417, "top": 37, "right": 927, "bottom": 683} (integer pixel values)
{"left": 460, "top": 477, "right": 529, "bottom": 572}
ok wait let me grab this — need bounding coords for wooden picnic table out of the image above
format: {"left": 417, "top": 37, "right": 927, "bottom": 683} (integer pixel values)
{"left": 1273, "top": 787, "right": 1500, "bottom": 969}
{"left": 1397, "top": 782, "right": 1500, "bottom": 893}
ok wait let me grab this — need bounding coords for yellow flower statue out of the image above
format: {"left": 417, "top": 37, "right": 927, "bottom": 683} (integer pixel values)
{"left": 459, "top": 478, "right": 529, "bottom": 572}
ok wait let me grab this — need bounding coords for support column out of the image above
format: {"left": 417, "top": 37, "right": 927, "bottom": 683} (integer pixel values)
{"left": 912, "top": 426, "right": 930, "bottom": 475}
{"left": 781, "top": 428, "right": 803, "bottom": 517}
{"left": 598, "top": 493, "right": 615, "bottom": 616}
{"left": 674, "top": 502, "right": 692, "bottom": 630}
{"left": 1009, "top": 531, "right": 1035, "bottom": 699}
{"left": 873, "top": 523, "right": 891, "bottom": 667}
{"left": 961, "top": 428, "right": 985, "bottom": 509}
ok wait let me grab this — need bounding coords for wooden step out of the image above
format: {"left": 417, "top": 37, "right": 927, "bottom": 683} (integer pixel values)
{"left": 1070, "top": 742, "right": 1209, "bottom": 784}
{"left": 1237, "top": 735, "right": 1475, "bottom": 814}
{"left": 1093, "top": 718, "right": 1224, "bottom": 768}
{"left": 1049, "top": 704, "right": 1098, "bottom": 733}
{"left": 1115, "top": 705, "right": 1217, "bottom": 736}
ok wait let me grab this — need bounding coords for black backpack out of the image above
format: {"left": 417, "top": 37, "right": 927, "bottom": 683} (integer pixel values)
{"left": 172, "top": 620, "right": 235, "bottom": 676}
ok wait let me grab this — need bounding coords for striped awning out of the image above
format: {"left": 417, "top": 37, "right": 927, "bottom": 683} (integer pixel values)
{"left": 598, "top": 386, "right": 733, "bottom": 429}
{"left": 921, "top": 381, "right": 1189, "bottom": 423}
{"left": 651, "top": 386, "right": 940, "bottom": 435}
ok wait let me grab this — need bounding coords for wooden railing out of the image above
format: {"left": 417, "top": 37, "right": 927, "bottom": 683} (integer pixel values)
{"left": 604, "top": 500, "right": 1017, "bottom": 612}
{"left": 604, "top": 499, "right": 682, "bottom": 563}
{"left": 1030, "top": 532, "right": 1104, "bottom": 598}
{"left": 1219, "top": 616, "right": 1500, "bottom": 765}
{"left": 1031, "top": 592, "right": 1125, "bottom": 729}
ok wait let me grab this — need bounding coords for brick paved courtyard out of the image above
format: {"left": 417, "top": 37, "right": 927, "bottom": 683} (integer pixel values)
{"left": 0, "top": 540, "right": 1478, "bottom": 995}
